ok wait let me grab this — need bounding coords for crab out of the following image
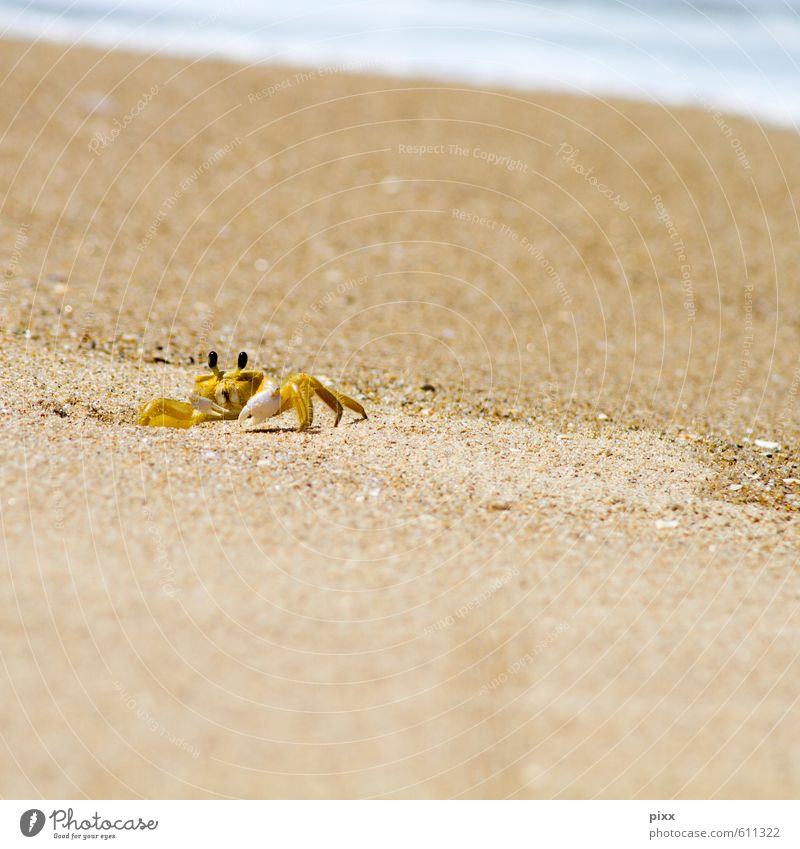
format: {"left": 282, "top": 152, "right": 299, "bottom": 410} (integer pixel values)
{"left": 138, "top": 351, "right": 367, "bottom": 432}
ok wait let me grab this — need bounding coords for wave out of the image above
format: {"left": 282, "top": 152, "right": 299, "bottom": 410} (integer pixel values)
{"left": 1, "top": 0, "right": 798, "bottom": 126}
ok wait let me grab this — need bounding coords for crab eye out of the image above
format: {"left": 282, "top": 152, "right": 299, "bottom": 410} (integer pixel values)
{"left": 208, "top": 351, "right": 218, "bottom": 368}
{"left": 238, "top": 351, "right": 248, "bottom": 369}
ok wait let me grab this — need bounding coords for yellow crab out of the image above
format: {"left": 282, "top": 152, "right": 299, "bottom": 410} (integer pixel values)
{"left": 138, "top": 351, "right": 367, "bottom": 432}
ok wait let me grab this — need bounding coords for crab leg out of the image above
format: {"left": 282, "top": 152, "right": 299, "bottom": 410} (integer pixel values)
{"left": 138, "top": 398, "right": 200, "bottom": 428}
{"left": 308, "top": 377, "right": 344, "bottom": 427}
{"left": 277, "top": 373, "right": 368, "bottom": 430}
{"left": 327, "top": 386, "right": 367, "bottom": 421}
{"left": 280, "top": 377, "right": 313, "bottom": 431}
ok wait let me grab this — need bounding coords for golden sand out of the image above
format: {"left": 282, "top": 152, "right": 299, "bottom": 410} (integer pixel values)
{"left": 1, "top": 38, "right": 799, "bottom": 798}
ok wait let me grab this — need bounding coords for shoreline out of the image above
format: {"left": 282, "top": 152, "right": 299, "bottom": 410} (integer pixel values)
{"left": 1, "top": 29, "right": 799, "bottom": 131}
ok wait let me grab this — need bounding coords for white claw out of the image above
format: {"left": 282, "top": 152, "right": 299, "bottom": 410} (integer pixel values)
{"left": 239, "top": 382, "right": 281, "bottom": 426}
{"left": 189, "top": 394, "right": 227, "bottom": 415}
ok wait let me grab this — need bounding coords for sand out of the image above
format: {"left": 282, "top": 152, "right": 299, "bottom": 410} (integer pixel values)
{"left": 0, "top": 37, "right": 799, "bottom": 799}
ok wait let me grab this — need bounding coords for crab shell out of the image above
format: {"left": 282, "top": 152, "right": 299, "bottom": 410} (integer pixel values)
{"left": 193, "top": 368, "right": 265, "bottom": 417}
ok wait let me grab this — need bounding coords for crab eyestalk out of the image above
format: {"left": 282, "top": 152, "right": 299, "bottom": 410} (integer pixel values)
{"left": 208, "top": 350, "right": 222, "bottom": 378}
{"left": 237, "top": 351, "right": 248, "bottom": 369}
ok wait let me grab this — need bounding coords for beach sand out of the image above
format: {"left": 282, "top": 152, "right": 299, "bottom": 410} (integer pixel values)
{"left": 1, "top": 37, "right": 799, "bottom": 799}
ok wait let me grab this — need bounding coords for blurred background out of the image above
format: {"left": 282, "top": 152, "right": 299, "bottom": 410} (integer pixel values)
{"left": 2, "top": 0, "right": 800, "bottom": 802}
{"left": 1, "top": 0, "right": 799, "bottom": 124}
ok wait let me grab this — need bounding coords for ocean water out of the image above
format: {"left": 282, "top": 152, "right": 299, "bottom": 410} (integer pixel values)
{"left": 0, "top": 0, "right": 798, "bottom": 126}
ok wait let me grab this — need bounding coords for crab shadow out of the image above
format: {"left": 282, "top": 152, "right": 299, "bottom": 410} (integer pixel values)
{"left": 247, "top": 419, "right": 367, "bottom": 435}
{"left": 246, "top": 425, "right": 314, "bottom": 434}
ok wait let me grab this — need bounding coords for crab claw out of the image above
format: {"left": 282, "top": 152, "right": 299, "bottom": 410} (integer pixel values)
{"left": 189, "top": 394, "right": 227, "bottom": 416}
{"left": 238, "top": 381, "right": 282, "bottom": 426}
